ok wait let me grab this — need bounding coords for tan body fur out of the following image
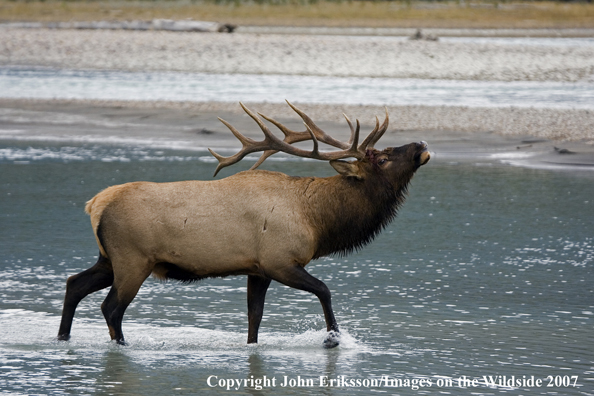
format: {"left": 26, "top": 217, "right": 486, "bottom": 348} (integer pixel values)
{"left": 88, "top": 171, "right": 320, "bottom": 280}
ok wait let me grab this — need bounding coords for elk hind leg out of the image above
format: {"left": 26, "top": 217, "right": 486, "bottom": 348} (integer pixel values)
{"left": 247, "top": 275, "right": 272, "bottom": 344}
{"left": 57, "top": 254, "right": 114, "bottom": 341}
{"left": 101, "top": 266, "right": 150, "bottom": 345}
{"left": 268, "top": 265, "right": 340, "bottom": 348}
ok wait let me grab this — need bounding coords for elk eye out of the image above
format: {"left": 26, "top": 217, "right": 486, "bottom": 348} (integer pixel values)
{"left": 378, "top": 158, "right": 387, "bottom": 166}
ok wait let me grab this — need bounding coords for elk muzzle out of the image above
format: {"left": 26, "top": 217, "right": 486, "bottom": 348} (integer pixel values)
{"left": 415, "top": 141, "right": 431, "bottom": 167}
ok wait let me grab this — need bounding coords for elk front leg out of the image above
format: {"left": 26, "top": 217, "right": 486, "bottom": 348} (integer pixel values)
{"left": 247, "top": 275, "right": 272, "bottom": 344}
{"left": 268, "top": 265, "right": 340, "bottom": 348}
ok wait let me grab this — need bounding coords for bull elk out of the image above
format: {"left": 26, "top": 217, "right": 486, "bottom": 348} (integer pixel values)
{"left": 57, "top": 101, "right": 430, "bottom": 347}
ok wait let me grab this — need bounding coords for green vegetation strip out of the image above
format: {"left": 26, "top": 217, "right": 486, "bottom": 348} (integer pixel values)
{"left": 1, "top": 0, "right": 593, "bottom": 29}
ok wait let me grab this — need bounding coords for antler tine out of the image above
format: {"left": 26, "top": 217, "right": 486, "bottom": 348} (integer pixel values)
{"left": 351, "top": 119, "right": 361, "bottom": 152}
{"left": 209, "top": 117, "right": 261, "bottom": 177}
{"left": 357, "top": 116, "right": 380, "bottom": 152}
{"left": 217, "top": 116, "right": 256, "bottom": 147}
{"left": 306, "top": 116, "right": 362, "bottom": 160}
{"left": 286, "top": 100, "right": 350, "bottom": 150}
{"left": 240, "top": 102, "right": 284, "bottom": 146}
{"left": 343, "top": 113, "right": 356, "bottom": 145}
{"left": 209, "top": 148, "right": 239, "bottom": 178}
{"left": 247, "top": 112, "right": 314, "bottom": 171}
{"left": 250, "top": 112, "right": 312, "bottom": 169}
{"left": 303, "top": 123, "right": 321, "bottom": 155}
{"left": 259, "top": 112, "right": 311, "bottom": 143}
{"left": 302, "top": 118, "right": 362, "bottom": 161}
{"left": 239, "top": 103, "right": 311, "bottom": 170}
{"left": 367, "top": 107, "right": 390, "bottom": 149}
{"left": 210, "top": 103, "right": 289, "bottom": 176}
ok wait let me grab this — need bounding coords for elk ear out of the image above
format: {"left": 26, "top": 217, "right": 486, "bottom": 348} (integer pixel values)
{"left": 330, "top": 160, "right": 363, "bottom": 180}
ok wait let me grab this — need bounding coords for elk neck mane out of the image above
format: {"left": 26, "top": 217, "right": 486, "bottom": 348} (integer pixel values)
{"left": 306, "top": 172, "right": 411, "bottom": 259}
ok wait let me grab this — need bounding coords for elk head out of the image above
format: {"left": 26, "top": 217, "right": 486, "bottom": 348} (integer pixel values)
{"left": 208, "top": 101, "right": 430, "bottom": 181}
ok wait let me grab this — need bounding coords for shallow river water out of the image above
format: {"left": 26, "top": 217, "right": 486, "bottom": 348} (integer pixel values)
{"left": 1, "top": 67, "right": 593, "bottom": 110}
{"left": 0, "top": 141, "right": 593, "bottom": 395}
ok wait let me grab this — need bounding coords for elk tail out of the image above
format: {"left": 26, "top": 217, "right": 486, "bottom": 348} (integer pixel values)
{"left": 84, "top": 184, "right": 130, "bottom": 258}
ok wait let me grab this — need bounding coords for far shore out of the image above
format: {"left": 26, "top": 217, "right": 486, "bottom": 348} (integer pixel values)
{"left": 1, "top": 98, "right": 593, "bottom": 172}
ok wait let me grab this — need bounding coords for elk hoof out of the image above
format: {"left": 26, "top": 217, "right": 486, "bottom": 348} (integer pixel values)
{"left": 323, "top": 331, "right": 340, "bottom": 349}
{"left": 57, "top": 334, "right": 70, "bottom": 341}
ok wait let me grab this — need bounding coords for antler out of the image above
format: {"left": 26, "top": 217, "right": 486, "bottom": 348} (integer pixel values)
{"left": 209, "top": 101, "right": 390, "bottom": 176}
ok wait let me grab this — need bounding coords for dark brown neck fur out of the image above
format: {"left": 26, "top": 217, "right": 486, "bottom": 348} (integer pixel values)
{"left": 306, "top": 173, "right": 411, "bottom": 259}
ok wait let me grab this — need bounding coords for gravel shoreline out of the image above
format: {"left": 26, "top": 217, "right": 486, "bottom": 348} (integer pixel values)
{"left": 4, "top": 98, "right": 591, "bottom": 143}
{"left": 239, "top": 26, "right": 594, "bottom": 38}
{"left": 2, "top": 27, "right": 594, "bottom": 82}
